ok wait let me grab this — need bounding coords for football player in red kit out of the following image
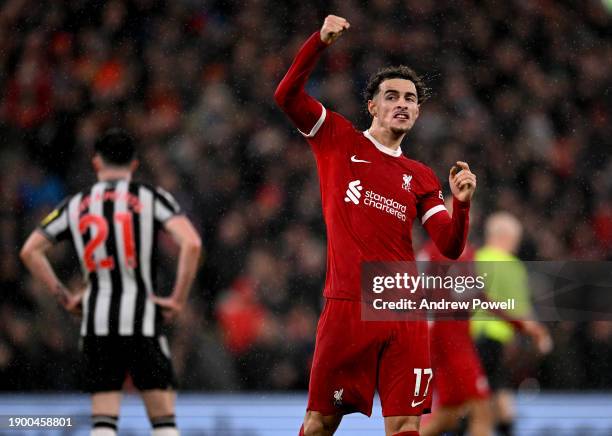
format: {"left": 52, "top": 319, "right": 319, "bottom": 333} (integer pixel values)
{"left": 417, "top": 202, "right": 551, "bottom": 436}
{"left": 417, "top": 238, "right": 493, "bottom": 436}
{"left": 275, "top": 15, "right": 477, "bottom": 436}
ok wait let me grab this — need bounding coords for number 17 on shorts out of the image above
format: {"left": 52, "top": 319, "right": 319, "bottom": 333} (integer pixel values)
{"left": 412, "top": 368, "right": 433, "bottom": 408}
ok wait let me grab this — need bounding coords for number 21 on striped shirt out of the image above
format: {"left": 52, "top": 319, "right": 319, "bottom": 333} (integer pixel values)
{"left": 78, "top": 213, "right": 137, "bottom": 272}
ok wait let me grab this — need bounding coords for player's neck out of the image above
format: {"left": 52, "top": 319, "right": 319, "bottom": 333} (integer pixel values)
{"left": 367, "top": 125, "right": 404, "bottom": 152}
{"left": 97, "top": 168, "right": 132, "bottom": 182}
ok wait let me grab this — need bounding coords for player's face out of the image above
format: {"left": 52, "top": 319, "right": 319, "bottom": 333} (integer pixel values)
{"left": 370, "top": 78, "right": 420, "bottom": 134}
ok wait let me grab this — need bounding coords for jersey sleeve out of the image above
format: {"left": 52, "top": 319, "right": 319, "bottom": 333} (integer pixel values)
{"left": 416, "top": 167, "right": 446, "bottom": 224}
{"left": 304, "top": 109, "right": 356, "bottom": 156}
{"left": 275, "top": 32, "right": 328, "bottom": 138}
{"left": 38, "top": 197, "right": 71, "bottom": 243}
{"left": 153, "top": 187, "right": 183, "bottom": 224}
{"left": 418, "top": 166, "right": 471, "bottom": 260}
{"left": 275, "top": 32, "right": 355, "bottom": 156}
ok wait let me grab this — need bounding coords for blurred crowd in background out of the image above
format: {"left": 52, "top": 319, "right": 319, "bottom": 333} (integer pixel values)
{"left": 0, "top": 0, "right": 611, "bottom": 392}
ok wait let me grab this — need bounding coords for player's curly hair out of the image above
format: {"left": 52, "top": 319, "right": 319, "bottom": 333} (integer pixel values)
{"left": 364, "top": 65, "right": 429, "bottom": 105}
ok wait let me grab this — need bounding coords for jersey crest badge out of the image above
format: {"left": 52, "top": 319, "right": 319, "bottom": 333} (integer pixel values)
{"left": 333, "top": 388, "right": 344, "bottom": 406}
{"left": 402, "top": 174, "right": 412, "bottom": 191}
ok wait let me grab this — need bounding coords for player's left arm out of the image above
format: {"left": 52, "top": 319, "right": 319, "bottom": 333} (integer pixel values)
{"left": 476, "top": 290, "right": 553, "bottom": 353}
{"left": 421, "top": 161, "right": 476, "bottom": 259}
{"left": 20, "top": 231, "right": 83, "bottom": 314}
{"left": 150, "top": 215, "right": 202, "bottom": 322}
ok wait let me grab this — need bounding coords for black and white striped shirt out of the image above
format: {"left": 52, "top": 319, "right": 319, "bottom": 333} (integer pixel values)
{"left": 39, "top": 180, "right": 182, "bottom": 337}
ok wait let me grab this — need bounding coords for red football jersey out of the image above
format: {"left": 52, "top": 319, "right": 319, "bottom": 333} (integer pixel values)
{"left": 275, "top": 32, "right": 470, "bottom": 302}
{"left": 306, "top": 110, "right": 447, "bottom": 300}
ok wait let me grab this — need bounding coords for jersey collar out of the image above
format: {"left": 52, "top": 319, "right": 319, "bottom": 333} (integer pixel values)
{"left": 363, "top": 130, "right": 403, "bottom": 158}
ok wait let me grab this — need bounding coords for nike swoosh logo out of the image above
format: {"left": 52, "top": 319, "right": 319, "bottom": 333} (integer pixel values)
{"left": 351, "top": 155, "right": 371, "bottom": 163}
{"left": 411, "top": 398, "right": 426, "bottom": 407}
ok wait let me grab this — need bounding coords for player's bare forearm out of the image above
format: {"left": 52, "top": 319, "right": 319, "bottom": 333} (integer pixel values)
{"left": 172, "top": 239, "right": 201, "bottom": 305}
{"left": 20, "top": 231, "right": 66, "bottom": 297}
{"left": 151, "top": 217, "right": 201, "bottom": 323}
{"left": 20, "top": 231, "right": 83, "bottom": 313}
{"left": 165, "top": 216, "right": 202, "bottom": 306}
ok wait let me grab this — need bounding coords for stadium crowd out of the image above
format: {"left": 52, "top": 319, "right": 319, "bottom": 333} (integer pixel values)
{"left": 0, "top": 0, "right": 611, "bottom": 392}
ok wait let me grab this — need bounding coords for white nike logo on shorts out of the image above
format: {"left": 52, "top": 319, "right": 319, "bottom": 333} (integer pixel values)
{"left": 411, "top": 398, "right": 426, "bottom": 407}
{"left": 351, "top": 155, "right": 371, "bottom": 163}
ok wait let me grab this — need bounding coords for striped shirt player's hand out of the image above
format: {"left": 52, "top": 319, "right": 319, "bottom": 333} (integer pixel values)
{"left": 149, "top": 295, "right": 182, "bottom": 324}
{"left": 56, "top": 285, "right": 85, "bottom": 316}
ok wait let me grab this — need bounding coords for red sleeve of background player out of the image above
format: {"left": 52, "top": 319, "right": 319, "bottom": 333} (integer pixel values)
{"left": 417, "top": 167, "right": 470, "bottom": 260}
{"left": 274, "top": 32, "right": 328, "bottom": 138}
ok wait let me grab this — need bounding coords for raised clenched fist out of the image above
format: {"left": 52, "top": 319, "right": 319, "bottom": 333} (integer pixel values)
{"left": 320, "top": 15, "right": 350, "bottom": 45}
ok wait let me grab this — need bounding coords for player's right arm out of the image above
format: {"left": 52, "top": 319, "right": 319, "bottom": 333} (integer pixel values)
{"left": 475, "top": 291, "right": 553, "bottom": 354}
{"left": 20, "top": 229, "right": 83, "bottom": 314}
{"left": 274, "top": 15, "right": 349, "bottom": 136}
{"left": 150, "top": 215, "right": 202, "bottom": 322}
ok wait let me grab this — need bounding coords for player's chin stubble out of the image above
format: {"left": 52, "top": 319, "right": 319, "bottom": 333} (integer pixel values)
{"left": 390, "top": 125, "right": 411, "bottom": 135}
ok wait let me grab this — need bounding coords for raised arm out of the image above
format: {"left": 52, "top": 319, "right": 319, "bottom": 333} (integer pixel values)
{"left": 274, "top": 15, "right": 349, "bottom": 136}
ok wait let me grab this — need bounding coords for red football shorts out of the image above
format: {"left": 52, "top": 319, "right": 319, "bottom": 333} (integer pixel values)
{"left": 430, "top": 321, "right": 490, "bottom": 407}
{"left": 307, "top": 298, "right": 432, "bottom": 417}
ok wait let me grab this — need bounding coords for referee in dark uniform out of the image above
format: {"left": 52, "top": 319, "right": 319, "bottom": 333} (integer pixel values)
{"left": 20, "top": 129, "right": 202, "bottom": 436}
